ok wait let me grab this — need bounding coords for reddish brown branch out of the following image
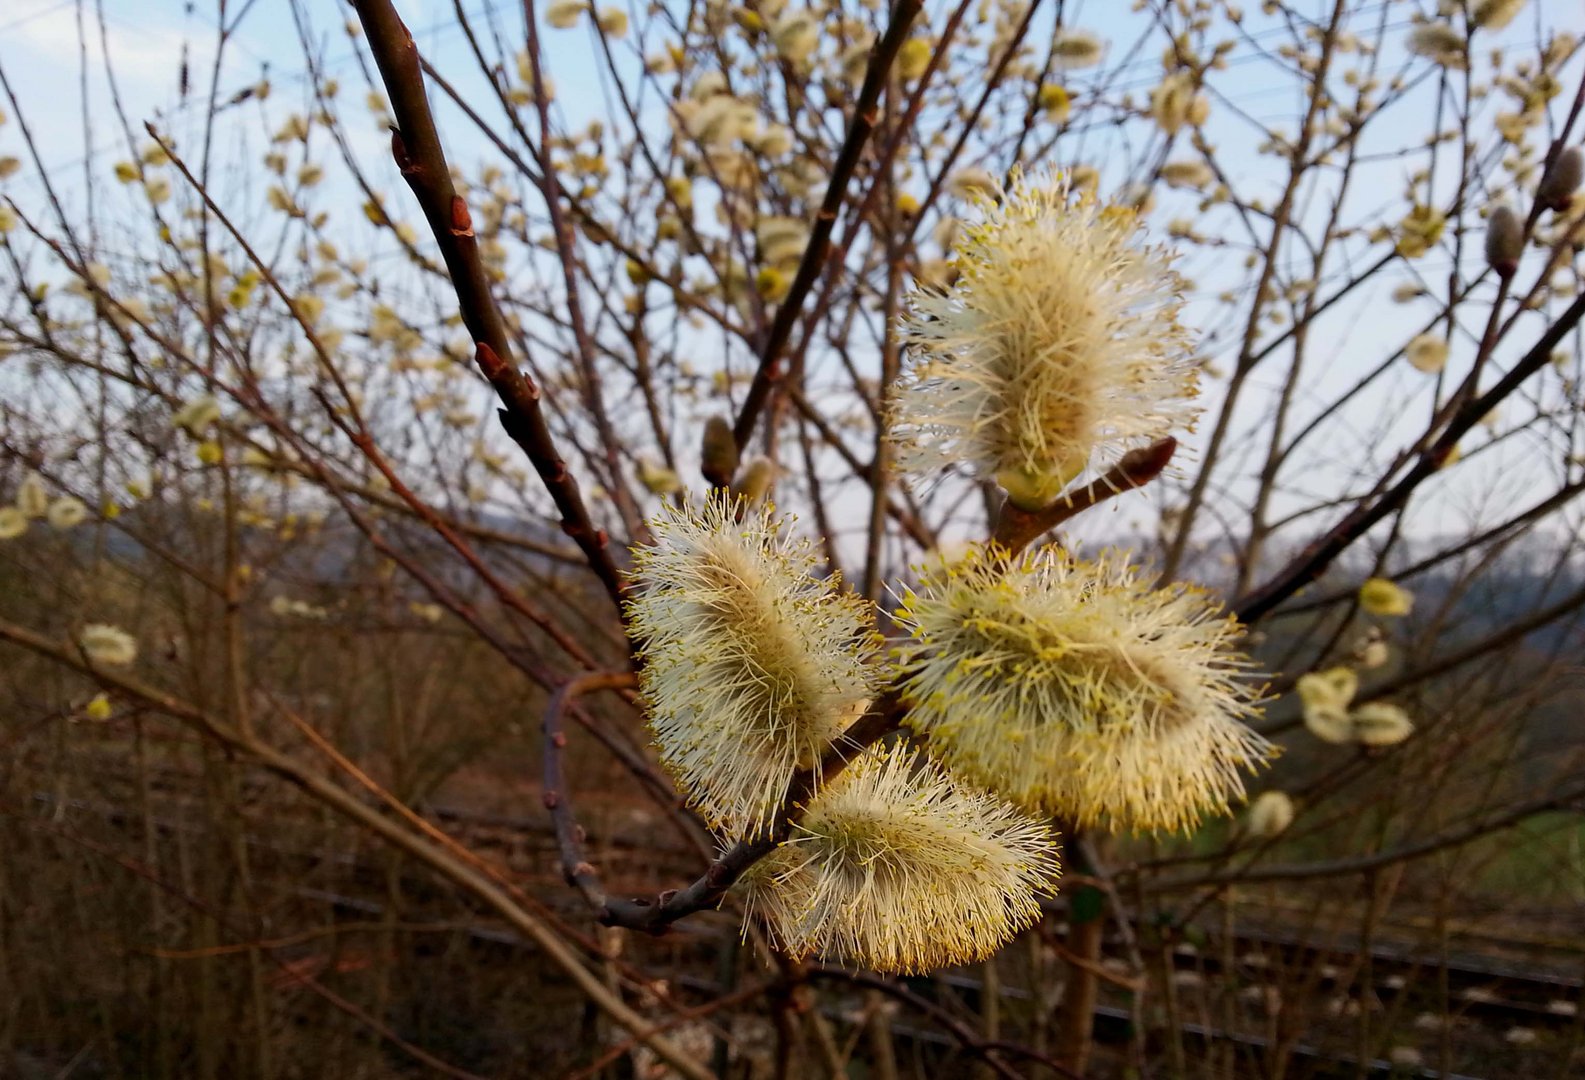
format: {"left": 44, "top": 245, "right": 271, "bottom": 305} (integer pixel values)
{"left": 349, "top": 0, "right": 628, "bottom": 611}
{"left": 991, "top": 438, "right": 1178, "bottom": 555}
{"left": 542, "top": 672, "right": 639, "bottom": 914}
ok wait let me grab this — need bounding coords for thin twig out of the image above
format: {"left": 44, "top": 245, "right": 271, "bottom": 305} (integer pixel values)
{"left": 1234, "top": 287, "right": 1585, "bottom": 623}
{"left": 349, "top": 0, "right": 628, "bottom": 610}
{"left": 806, "top": 966, "right": 1082, "bottom": 1080}
{"left": 730, "top": 0, "right": 925, "bottom": 460}
{"left": 542, "top": 672, "right": 638, "bottom": 914}
{"left": 600, "top": 696, "right": 904, "bottom": 932}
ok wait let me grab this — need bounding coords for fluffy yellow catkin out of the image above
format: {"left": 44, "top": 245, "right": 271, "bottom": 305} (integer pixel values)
{"left": 1359, "top": 577, "right": 1414, "bottom": 617}
{"left": 738, "top": 744, "right": 1059, "bottom": 974}
{"left": 1246, "top": 790, "right": 1295, "bottom": 838}
{"left": 892, "top": 171, "right": 1199, "bottom": 511}
{"left": 1472, "top": 0, "right": 1527, "bottom": 31}
{"left": 1297, "top": 666, "right": 1358, "bottom": 744}
{"left": 0, "top": 507, "right": 27, "bottom": 540}
{"left": 893, "top": 546, "right": 1271, "bottom": 833}
{"left": 78, "top": 623, "right": 138, "bottom": 667}
{"left": 625, "top": 497, "right": 881, "bottom": 837}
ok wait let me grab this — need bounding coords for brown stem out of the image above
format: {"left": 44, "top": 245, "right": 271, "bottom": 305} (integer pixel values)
{"left": 348, "top": 0, "right": 628, "bottom": 611}
{"left": 991, "top": 439, "right": 1178, "bottom": 555}
{"left": 600, "top": 695, "right": 904, "bottom": 932}
{"left": 1055, "top": 916, "right": 1103, "bottom": 1076}
{"left": 542, "top": 672, "right": 639, "bottom": 915}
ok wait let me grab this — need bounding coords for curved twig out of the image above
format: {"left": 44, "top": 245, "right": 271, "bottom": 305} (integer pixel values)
{"left": 542, "top": 671, "right": 639, "bottom": 914}
{"left": 600, "top": 695, "right": 904, "bottom": 933}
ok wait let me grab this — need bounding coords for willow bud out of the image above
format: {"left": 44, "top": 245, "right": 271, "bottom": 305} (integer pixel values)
{"left": 1537, "top": 146, "right": 1582, "bottom": 212}
{"left": 1484, "top": 205, "right": 1523, "bottom": 278}
{"left": 730, "top": 456, "right": 775, "bottom": 504}
{"left": 1245, "top": 791, "right": 1295, "bottom": 839}
{"left": 700, "top": 415, "right": 739, "bottom": 487}
{"left": 1351, "top": 702, "right": 1414, "bottom": 747}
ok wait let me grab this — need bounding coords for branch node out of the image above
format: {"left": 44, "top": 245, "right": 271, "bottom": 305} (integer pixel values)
{"left": 449, "top": 195, "right": 474, "bottom": 238}
{"left": 390, "top": 129, "right": 417, "bottom": 176}
{"left": 475, "top": 341, "right": 504, "bottom": 378}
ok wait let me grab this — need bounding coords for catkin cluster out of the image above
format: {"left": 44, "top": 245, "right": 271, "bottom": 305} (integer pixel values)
{"left": 623, "top": 171, "right": 1273, "bottom": 973}
{"left": 628, "top": 497, "right": 1061, "bottom": 972}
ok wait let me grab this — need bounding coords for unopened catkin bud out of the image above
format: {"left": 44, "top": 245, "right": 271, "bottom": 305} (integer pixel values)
{"left": 1246, "top": 791, "right": 1294, "bottom": 839}
{"left": 1537, "top": 146, "right": 1582, "bottom": 212}
{"left": 700, "top": 415, "right": 739, "bottom": 487}
{"left": 1484, "top": 205, "right": 1523, "bottom": 278}
{"left": 730, "top": 457, "right": 775, "bottom": 504}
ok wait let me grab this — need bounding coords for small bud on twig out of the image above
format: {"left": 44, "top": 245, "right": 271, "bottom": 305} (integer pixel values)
{"left": 449, "top": 196, "right": 474, "bottom": 238}
{"left": 730, "top": 457, "right": 776, "bottom": 504}
{"left": 1484, "top": 204, "right": 1523, "bottom": 278}
{"left": 390, "top": 129, "right": 415, "bottom": 174}
{"left": 1537, "top": 146, "right": 1582, "bottom": 212}
{"left": 1116, "top": 436, "right": 1178, "bottom": 490}
{"left": 700, "top": 415, "right": 739, "bottom": 487}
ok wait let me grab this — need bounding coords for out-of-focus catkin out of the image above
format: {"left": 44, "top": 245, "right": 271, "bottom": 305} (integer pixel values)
{"left": 1538, "top": 147, "right": 1582, "bottom": 212}
{"left": 1484, "top": 204, "right": 1523, "bottom": 278}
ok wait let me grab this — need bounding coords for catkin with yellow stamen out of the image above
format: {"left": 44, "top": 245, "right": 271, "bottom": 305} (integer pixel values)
{"left": 892, "top": 172, "right": 1199, "bottom": 511}
{"left": 893, "top": 546, "right": 1271, "bottom": 833}
{"left": 739, "top": 743, "right": 1059, "bottom": 974}
{"left": 626, "top": 497, "right": 882, "bottom": 837}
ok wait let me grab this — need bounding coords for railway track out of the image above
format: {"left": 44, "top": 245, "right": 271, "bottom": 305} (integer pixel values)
{"left": 15, "top": 776, "right": 1583, "bottom": 1076}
